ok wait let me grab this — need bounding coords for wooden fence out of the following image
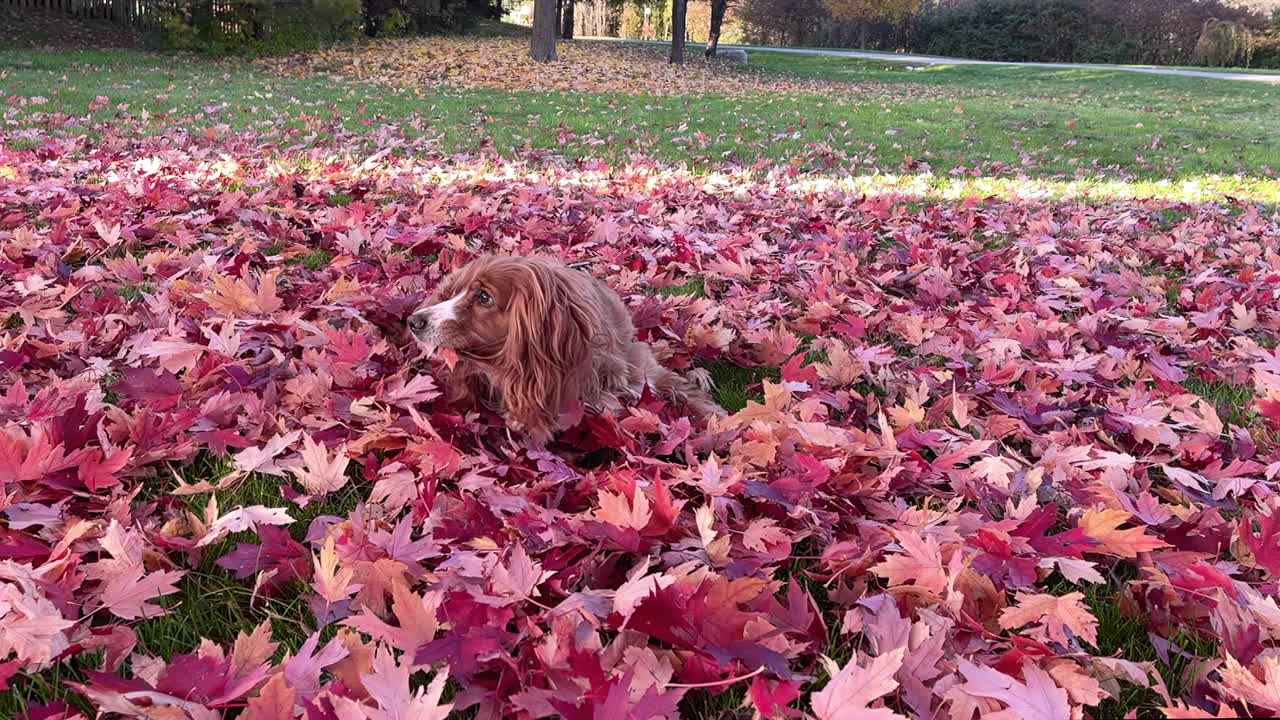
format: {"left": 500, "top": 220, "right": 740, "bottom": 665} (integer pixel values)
{"left": 4, "top": 0, "right": 162, "bottom": 27}
{"left": 0, "top": 0, "right": 279, "bottom": 34}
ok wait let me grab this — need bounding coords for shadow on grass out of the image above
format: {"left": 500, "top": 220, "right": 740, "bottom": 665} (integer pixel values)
{"left": 1184, "top": 377, "right": 1257, "bottom": 429}
{"left": 707, "top": 362, "right": 782, "bottom": 412}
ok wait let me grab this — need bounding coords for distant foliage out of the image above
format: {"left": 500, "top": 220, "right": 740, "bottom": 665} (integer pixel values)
{"left": 381, "top": 7, "right": 413, "bottom": 33}
{"left": 570, "top": 0, "right": 625, "bottom": 36}
{"left": 1249, "top": 9, "right": 1280, "bottom": 67}
{"left": 618, "top": 0, "right": 670, "bottom": 39}
{"left": 914, "top": 0, "right": 1261, "bottom": 65}
{"left": 147, "top": 0, "right": 363, "bottom": 53}
{"left": 1254, "top": 29, "right": 1280, "bottom": 67}
{"left": 403, "top": 0, "right": 502, "bottom": 31}
{"left": 586, "top": 0, "right": 736, "bottom": 41}
{"left": 913, "top": 0, "right": 1091, "bottom": 63}
{"left": 825, "top": 0, "right": 918, "bottom": 47}
{"left": 827, "top": 0, "right": 918, "bottom": 23}
{"left": 146, "top": 0, "right": 500, "bottom": 52}
{"left": 735, "top": 0, "right": 831, "bottom": 46}
{"left": 365, "top": 0, "right": 502, "bottom": 35}
{"left": 562, "top": 0, "right": 1276, "bottom": 60}
{"left": 1192, "top": 19, "right": 1253, "bottom": 67}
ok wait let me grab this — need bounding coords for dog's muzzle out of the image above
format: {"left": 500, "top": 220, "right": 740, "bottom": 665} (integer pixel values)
{"left": 407, "top": 311, "right": 431, "bottom": 336}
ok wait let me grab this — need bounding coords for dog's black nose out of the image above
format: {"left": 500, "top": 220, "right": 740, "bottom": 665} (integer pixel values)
{"left": 408, "top": 313, "right": 429, "bottom": 333}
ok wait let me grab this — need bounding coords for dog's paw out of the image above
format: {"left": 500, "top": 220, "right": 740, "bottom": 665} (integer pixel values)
{"left": 685, "top": 367, "right": 715, "bottom": 392}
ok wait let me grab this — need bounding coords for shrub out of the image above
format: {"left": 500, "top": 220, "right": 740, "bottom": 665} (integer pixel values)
{"left": 382, "top": 7, "right": 412, "bottom": 33}
{"left": 145, "top": 0, "right": 498, "bottom": 52}
{"left": 395, "top": 0, "right": 501, "bottom": 33}
{"left": 914, "top": 0, "right": 1089, "bottom": 62}
{"left": 735, "top": 0, "right": 828, "bottom": 46}
{"left": 145, "top": 0, "right": 363, "bottom": 53}
{"left": 913, "top": 0, "right": 1261, "bottom": 66}
{"left": 1192, "top": 18, "right": 1252, "bottom": 67}
{"left": 1253, "top": 30, "right": 1280, "bottom": 68}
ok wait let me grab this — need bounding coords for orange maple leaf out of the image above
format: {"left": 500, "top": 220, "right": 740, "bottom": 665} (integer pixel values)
{"left": 1078, "top": 508, "right": 1170, "bottom": 558}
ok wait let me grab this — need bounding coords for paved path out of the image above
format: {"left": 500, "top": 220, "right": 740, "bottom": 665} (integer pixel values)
{"left": 596, "top": 38, "right": 1280, "bottom": 84}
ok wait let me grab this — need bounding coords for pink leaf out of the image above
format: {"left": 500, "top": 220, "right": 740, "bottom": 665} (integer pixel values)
{"left": 870, "top": 530, "right": 948, "bottom": 595}
{"left": 999, "top": 592, "right": 1099, "bottom": 646}
{"left": 361, "top": 645, "right": 452, "bottom": 720}
{"left": 97, "top": 566, "right": 184, "bottom": 620}
{"left": 955, "top": 660, "right": 1071, "bottom": 720}
{"left": 289, "top": 434, "right": 351, "bottom": 494}
{"left": 1216, "top": 654, "right": 1280, "bottom": 715}
{"left": 810, "top": 647, "right": 908, "bottom": 720}
{"left": 283, "top": 631, "right": 350, "bottom": 701}
{"left": 488, "top": 542, "right": 551, "bottom": 606}
{"left": 242, "top": 675, "right": 295, "bottom": 720}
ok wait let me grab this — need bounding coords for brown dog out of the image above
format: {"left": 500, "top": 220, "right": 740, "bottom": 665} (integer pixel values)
{"left": 408, "top": 255, "right": 723, "bottom": 443}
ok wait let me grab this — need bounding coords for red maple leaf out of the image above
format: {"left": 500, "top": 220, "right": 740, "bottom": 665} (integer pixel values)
{"left": 215, "top": 525, "right": 312, "bottom": 592}
{"left": 114, "top": 367, "right": 184, "bottom": 410}
{"left": 1240, "top": 510, "right": 1280, "bottom": 577}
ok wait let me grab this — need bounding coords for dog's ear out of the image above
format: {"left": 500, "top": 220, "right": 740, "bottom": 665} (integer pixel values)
{"left": 499, "top": 262, "right": 598, "bottom": 435}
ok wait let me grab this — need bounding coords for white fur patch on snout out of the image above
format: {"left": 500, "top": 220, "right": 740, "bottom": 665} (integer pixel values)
{"left": 425, "top": 292, "right": 467, "bottom": 326}
{"left": 409, "top": 288, "right": 465, "bottom": 333}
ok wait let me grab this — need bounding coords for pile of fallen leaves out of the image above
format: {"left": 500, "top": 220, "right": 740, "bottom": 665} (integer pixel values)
{"left": 261, "top": 37, "right": 964, "bottom": 98}
{"left": 0, "top": 6, "right": 138, "bottom": 49}
{"left": 3, "top": 121, "right": 1280, "bottom": 720}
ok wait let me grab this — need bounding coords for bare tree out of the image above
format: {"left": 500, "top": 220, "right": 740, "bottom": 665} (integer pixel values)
{"left": 705, "top": 0, "right": 729, "bottom": 56}
{"left": 531, "top": 0, "right": 559, "bottom": 61}
{"left": 670, "top": 0, "right": 688, "bottom": 62}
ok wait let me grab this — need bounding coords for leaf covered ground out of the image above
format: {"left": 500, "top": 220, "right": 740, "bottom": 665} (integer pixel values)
{"left": 3, "top": 112, "right": 1280, "bottom": 720}
{"left": 6, "top": 43, "right": 1280, "bottom": 191}
{"left": 261, "top": 37, "right": 972, "bottom": 99}
{"left": 0, "top": 6, "right": 138, "bottom": 50}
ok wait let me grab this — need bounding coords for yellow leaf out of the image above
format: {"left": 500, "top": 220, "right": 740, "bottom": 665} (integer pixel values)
{"left": 314, "top": 537, "right": 359, "bottom": 602}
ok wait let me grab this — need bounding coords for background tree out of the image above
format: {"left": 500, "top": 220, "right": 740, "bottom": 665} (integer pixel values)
{"left": 1232, "top": 0, "right": 1280, "bottom": 13}
{"left": 911, "top": 0, "right": 1259, "bottom": 65}
{"left": 827, "top": 0, "right": 920, "bottom": 48}
{"left": 736, "top": 0, "right": 827, "bottom": 45}
{"left": 531, "top": 0, "right": 558, "bottom": 60}
{"left": 1192, "top": 18, "right": 1252, "bottom": 66}
{"left": 670, "top": 0, "right": 688, "bottom": 61}
{"left": 562, "top": 0, "right": 576, "bottom": 37}
{"left": 573, "top": 0, "right": 625, "bottom": 36}
{"left": 705, "top": 0, "right": 729, "bottom": 56}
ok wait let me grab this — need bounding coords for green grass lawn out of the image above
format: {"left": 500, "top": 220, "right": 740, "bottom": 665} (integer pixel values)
{"left": 749, "top": 52, "right": 1280, "bottom": 171}
{"left": 2, "top": 43, "right": 1278, "bottom": 192}
{"left": 631, "top": 37, "right": 1280, "bottom": 74}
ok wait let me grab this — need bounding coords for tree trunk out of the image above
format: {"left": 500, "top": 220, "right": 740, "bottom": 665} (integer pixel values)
{"left": 561, "top": 0, "right": 575, "bottom": 39}
{"left": 859, "top": 21, "right": 868, "bottom": 50}
{"left": 193, "top": 0, "right": 214, "bottom": 34}
{"left": 531, "top": 0, "right": 559, "bottom": 61}
{"left": 704, "top": 0, "right": 727, "bottom": 57}
{"left": 670, "top": 0, "right": 687, "bottom": 63}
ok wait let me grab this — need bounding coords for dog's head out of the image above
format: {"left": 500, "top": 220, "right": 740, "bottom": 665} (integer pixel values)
{"left": 408, "top": 255, "right": 515, "bottom": 359}
{"left": 408, "top": 256, "right": 600, "bottom": 424}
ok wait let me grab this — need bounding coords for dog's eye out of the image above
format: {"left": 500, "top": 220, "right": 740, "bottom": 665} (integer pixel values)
{"left": 475, "top": 289, "right": 494, "bottom": 306}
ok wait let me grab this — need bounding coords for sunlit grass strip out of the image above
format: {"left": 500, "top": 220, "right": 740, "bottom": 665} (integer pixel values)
{"left": 12, "top": 142, "right": 1277, "bottom": 205}
{"left": 791, "top": 172, "right": 1280, "bottom": 203}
